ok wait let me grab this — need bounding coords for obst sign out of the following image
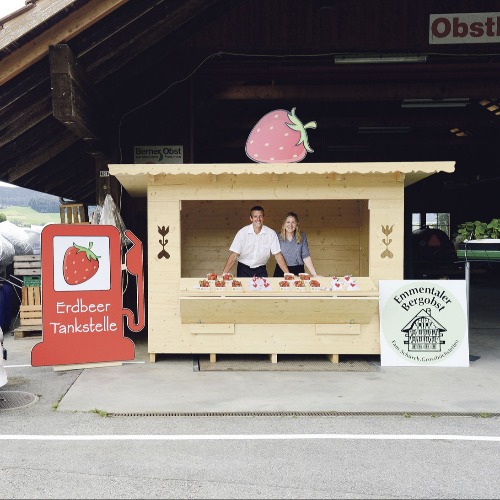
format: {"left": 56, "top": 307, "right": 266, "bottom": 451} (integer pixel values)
{"left": 430, "top": 12, "right": 500, "bottom": 44}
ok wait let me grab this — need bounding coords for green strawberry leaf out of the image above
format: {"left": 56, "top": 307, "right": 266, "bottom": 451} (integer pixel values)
{"left": 73, "top": 242, "right": 100, "bottom": 261}
{"left": 286, "top": 107, "right": 317, "bottom": 153}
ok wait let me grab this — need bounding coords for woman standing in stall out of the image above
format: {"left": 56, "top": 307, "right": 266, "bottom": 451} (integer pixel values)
{"left": 273, "top": 211, "right": 319, "bottom": 278}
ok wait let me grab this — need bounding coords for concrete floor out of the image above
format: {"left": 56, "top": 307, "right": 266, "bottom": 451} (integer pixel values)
{"left": 5, "top": 276, "right": 500, "bottom": 415}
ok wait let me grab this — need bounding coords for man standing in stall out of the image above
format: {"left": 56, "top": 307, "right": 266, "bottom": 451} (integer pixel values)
{"left": 222, "top": 206, "right": 290, "bottom": 278}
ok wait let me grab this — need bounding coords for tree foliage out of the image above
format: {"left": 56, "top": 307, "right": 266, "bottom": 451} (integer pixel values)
{"left": 28, "top": 196, "right": 60, "bottom": 213}
{"left": 0, "top": 186, "right": 60, "bottom": 212}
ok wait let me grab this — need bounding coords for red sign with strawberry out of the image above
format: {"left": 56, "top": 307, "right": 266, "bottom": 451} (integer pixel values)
{"left": 245, "top": 107, "right": 317, "bottom": 163}
{"left": 32, "top": 224, "right": 145, "bottom": 368}
{"left": 63, "top": 242, "right": 100, "bottom": 285}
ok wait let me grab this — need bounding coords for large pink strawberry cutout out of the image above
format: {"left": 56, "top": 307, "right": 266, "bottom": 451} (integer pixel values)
{"left": 245, "top": 107, "right": 317, "bottom": 163}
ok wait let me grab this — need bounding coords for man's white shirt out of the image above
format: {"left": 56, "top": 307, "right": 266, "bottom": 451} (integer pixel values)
{"left": 229, "top": 224, "right": 281, "bottom": 268}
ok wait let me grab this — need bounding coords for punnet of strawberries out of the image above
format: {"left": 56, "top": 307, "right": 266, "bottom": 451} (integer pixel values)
{"left": 284, "top": 273, "right": 295, "bottom": 280}
{"left": 299, "top": 273, "right": 310, "bottom": 280}
{"left": 199, "top": 279, "right": 210, "bottom": 288}
{"left": 279, "top": 280, "right": 290, "bottom": 287}
{"left": 294, "top": 280, "right": 305, "bottom": 287}
{"left": 310, "top": 279, "right": 321, "bottom": 288}
{"left": 207, "top": 272, "right": 217, "bottom": 281}
{"left": 232, "top": 280, "right": 242, "bottom": 288}
{"left": 214, "top": 280, "right": 226, "bottom": 287}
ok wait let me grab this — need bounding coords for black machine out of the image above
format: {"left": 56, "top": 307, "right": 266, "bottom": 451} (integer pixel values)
{"left": 411, "top": 227, "right": 459, "bottom": 279}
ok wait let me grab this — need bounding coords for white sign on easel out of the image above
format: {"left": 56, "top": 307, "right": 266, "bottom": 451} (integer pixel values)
{"left": 379, "top": 280, "right": 469, "bottom": 367}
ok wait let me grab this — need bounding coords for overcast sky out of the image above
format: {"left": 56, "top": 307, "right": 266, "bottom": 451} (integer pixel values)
{"left": 0, "top": 0, "right": 26, "bottom": 18}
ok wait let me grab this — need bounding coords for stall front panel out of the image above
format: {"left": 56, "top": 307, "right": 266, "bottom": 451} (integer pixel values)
{"left": 109, "top": 162, "right": 455, "bottom": 362}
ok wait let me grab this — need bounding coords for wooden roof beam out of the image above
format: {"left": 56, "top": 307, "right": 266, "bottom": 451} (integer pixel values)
{"left": 50, "top": 44, "right": 109, "bottom": 148}
{"left": 214, "top": 83, "right": 500, "bottom": 101}
{"left": 194, "top": 114, "right": 480, "bottom": 132}
{"left": 0, "top": 97, "right": 52, "bottom": 148}
{"left": 82, "top": 0, "right": 242, "bottom": 81}
{"left": 6, "top": 128, "right": 79, "bottom": 183}
{"left": 12, "top": 141, "right": 95, "bottom": 200}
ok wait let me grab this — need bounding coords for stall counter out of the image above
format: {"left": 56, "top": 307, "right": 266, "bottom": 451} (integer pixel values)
{"left": 178, "top": 277, "right": 379, "bottom": 363}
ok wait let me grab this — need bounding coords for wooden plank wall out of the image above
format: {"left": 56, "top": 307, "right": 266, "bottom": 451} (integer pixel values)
{"left": 181, "top": 199, "right": 366, "bottom": 278}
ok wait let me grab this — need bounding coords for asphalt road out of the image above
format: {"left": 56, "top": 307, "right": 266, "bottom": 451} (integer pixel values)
{"left": 2, "top": 333, "right": 500, "bottom": 499}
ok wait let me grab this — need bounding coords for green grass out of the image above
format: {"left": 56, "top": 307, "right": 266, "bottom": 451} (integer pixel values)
{"left": 0, "top": 206, "right": 60, "bottom": 226}
{"left": 90, "top": 408, "right": 109, "bottom": 417}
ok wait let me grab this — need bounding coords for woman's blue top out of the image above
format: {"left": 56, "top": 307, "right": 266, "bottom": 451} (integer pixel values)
{"left": 278, "top": 232, "right": 310, "bottom": 266}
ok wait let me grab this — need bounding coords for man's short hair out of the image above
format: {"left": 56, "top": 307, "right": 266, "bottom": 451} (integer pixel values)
{"left": 250, "top": 205, "right": 264, "bottom": 215}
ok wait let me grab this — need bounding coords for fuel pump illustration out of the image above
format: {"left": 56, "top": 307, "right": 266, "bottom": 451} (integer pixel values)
{"left": 32, "top": 224, "right": 145, "bottom": 367}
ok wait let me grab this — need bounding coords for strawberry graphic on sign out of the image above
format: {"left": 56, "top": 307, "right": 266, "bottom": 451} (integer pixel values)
{"left": 32, "top": 225, "right": 145, "bottom": 368}
{"left": 245, "top": 107, "right": 317, "bottom": 163}
{"left": 63, "top": 241, "right": 100, "bottom": 285}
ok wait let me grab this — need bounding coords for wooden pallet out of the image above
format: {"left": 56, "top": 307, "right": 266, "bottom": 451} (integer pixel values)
{"left": 20, "top": 286, "right": 42, "bottom": 326}
{"left": 14, "top": 325, "right": 42, "bottom": 339}
{"left": 60, "top": 203, "right": 89, "bottom": 224}
{"left": 22, "top": 286, "right": 41, "bottom": 305}
{"left": 20, "top": 305, "right": 42, "bottom": 326}
{"left": 13, "top": 255, "right": 42, "bottom": 276}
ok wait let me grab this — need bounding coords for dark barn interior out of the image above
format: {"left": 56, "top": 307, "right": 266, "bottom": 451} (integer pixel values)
{"left": 2, "top": 0, "right": 500, "bottom": 278}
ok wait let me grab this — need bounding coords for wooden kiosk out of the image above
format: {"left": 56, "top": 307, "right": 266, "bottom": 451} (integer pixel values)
{"left": 109, "top": 162, "right": 454, "bottom": 363}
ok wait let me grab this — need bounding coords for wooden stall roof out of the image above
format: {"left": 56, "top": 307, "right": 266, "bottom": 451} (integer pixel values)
{"left": 109, "top": 161, "right": 455, "bottom": 197}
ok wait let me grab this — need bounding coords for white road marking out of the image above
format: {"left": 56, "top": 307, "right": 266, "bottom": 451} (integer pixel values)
{"left": 0, "top": 434, "right": 499, "bottom": 442}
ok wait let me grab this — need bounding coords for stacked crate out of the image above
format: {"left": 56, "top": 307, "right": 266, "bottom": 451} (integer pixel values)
{"left": 60, "top": 203, "right": 88, "bottom": 224}
{"left": 13, "top": 255, "right": 42, "bottom": 338}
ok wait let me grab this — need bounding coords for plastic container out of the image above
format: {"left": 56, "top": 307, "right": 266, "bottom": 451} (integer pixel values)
{"left": 0, "top": 282, "right": 14, "bottom": 331}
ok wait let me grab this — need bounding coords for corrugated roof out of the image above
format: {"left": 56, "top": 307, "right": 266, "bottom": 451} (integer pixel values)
{"left": 0, "top": 0, "right": 88, "bottom": 57}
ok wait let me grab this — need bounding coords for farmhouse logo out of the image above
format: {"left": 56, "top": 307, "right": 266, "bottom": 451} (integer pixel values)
{"left": 379, "top": 281, "right": 468, "bottom": 366}
{"left": 401, "top": 308, "right": 446, "bottom": 353}
{"left": 430, "top": 12, "right": 500, "bottom": 44}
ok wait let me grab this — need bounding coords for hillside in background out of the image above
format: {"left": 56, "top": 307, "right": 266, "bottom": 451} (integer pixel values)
{"left": 0, "top": 184, "right": 60, "bottom": 210}
{"left": 0, "top": 184, "right": 61, "bottom": 226}
{"left": 1, "top": 206, "right": 60, "bottom": 226}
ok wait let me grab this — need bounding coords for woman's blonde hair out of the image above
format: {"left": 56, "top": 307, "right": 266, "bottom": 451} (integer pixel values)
{"left": 280, "top": 212, "right": 302, "bottom": 244}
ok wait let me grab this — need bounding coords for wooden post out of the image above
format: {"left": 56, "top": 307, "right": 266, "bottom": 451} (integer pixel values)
{"left": 327, "top": 354, "right": 339, "bottom": 364}
{"left": 50, "top": 44, "right": 108, "bottom": 145}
